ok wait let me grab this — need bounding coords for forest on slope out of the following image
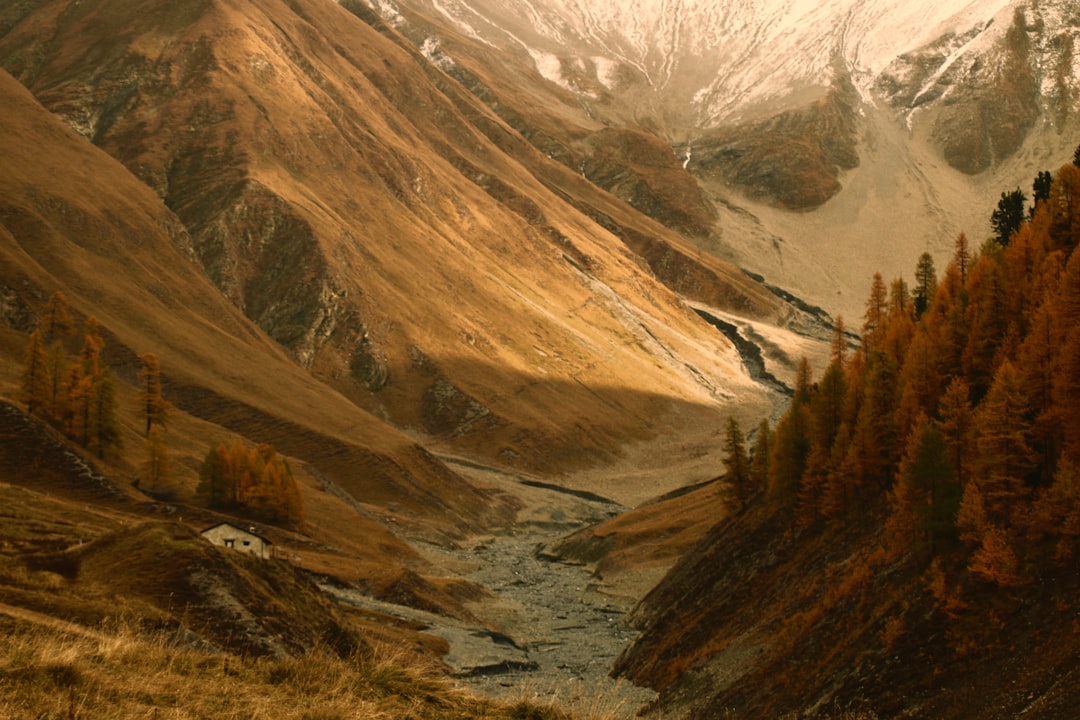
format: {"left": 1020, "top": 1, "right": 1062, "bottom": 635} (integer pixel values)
{"left": 616, "top": 150, "right": 1080, "bottom": 718}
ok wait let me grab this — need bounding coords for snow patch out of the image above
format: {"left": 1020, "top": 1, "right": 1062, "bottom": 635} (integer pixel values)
{"left": 420, "top": 37, "right": 457, "bottom": 71}
{"left": 528, "top": 48, "right": 571, "bottom": 90}
{"left": 592, "top": 55, "right": 620, "bottom": 89}
{"left": 364, "top": 0, "right": 405, "bottom": 27}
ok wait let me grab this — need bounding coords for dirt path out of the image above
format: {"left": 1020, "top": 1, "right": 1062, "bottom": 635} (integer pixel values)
{"left": 0, "top": 601, "right": 109, "bottom": 642}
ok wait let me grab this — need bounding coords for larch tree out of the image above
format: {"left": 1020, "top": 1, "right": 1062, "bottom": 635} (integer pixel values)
{"left": 44, "top": 336, "right": 70, "bottom": 424}
{"left": 962, "top": 245, "right": 1009, "bottom": 400}
{"left": 896, "top": 328, "right": 941, "bottom": 438}
{"left": 750, "top": 419, "right": 772, "bottom": 492}
{"left": 723, "top": 417, "right": 752, "bottom": 510}
{"left": 800, "top": 350, "right": 848, "bottom": 523}
{"left": 142, "top": 425, "right": 172, "bottom": 490}
{"left": 68, "top": 317, "right": 105, "bottom": 446}
{"left": 137, "top": 352, "right": 170, "bottom": 437}
{"left": 1053, "top": 245, "right": 1080, "bottom": 462}
{"left": 1028, "top": 459, "right": 1080, "bottom": 561}
{"left": 891, "top": 416, "right": 959, "bottom": 560}
{"left": 883, "top": 278, "right": 916, "bottom": 365}
{"left": 88, "top": 367, "right": 122, "bottom": 460}
{"left": 938, "top": 377, "right": 974, "bottom": 487}
{"left": 20, "top": 328, "right": 48, "bottom": 416}
{"left": 769, "top": 361, "right": 813, "bottom": 507}
{"left": 972, "top": 360, "right": 1036, "bottom": 525}
{"left": 861, "top": 273, "right": 889, "bottom": 352}
{"left": 1048, "top": 163, "right": 1080, "bottom": 250}
{"left": 848, "top": 349, "right": 901, "bottom": 497}
{"left": 954, "top": 232, "right": 972, "bottom": 285}
{"left": 198, "top": 442, "right": 305, "bottom": 527}
{"left": 41, "top": 291, "right": 73, "bottom": 343}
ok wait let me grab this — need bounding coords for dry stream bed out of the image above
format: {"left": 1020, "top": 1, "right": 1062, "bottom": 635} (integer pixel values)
{"left": 326, "top": 465, "right": 659, "bottom": 718}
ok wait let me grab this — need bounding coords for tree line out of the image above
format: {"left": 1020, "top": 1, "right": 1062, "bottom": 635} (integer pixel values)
{"left": 722, "top": 146, "right": 1080, "bottom": 590}
{"left": 19, "top": 293, "right": 303, "bottom": 527}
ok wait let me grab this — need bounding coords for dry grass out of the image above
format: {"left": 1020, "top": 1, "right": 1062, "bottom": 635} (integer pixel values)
{"left": 0, "top": 620, "right": 579, "bottom": 720}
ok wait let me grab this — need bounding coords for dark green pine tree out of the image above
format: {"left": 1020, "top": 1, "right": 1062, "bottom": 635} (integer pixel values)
{"left": 1032, "top": 170, "right": 1053, "bottom": 215}
{"left": 913, "top": 252, "right": 937, "bottom": 318}
{"left": 991, "top": 188, "right": 1027, "bottom": 245}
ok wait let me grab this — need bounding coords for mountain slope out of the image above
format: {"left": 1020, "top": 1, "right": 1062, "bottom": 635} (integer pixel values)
{"left": 613, "top": 156, "right": 1080, "bottom": 718}
{"left": 374, "top": 0, "right": 1080, "bottom": 324}
{"left": 0, "top": 0, "right": 787, "bottom": 487}
{"left": 0, "top": 67, "right": 507, "bottom": 539}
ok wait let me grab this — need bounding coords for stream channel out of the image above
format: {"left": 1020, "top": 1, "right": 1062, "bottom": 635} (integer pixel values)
{"left": 325, "top": 467, "right": 659, "bottom": 718}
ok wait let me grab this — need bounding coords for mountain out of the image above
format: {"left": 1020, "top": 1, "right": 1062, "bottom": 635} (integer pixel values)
{"left": 2, "top": 0, "right": 1079, "bottom": 716}
{"left": 0, "top": 0, "right": 796, "bottom": 492}
{"left": 372, "top": 0, "right": 1080, "bottom": 320}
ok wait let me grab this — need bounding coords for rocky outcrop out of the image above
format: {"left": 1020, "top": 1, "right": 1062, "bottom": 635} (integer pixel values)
{"left": 693, "top": 70, "right": 861, "bottom": 210}
{"left": 879, "top": 3, "right": 1078, "bottom": 175}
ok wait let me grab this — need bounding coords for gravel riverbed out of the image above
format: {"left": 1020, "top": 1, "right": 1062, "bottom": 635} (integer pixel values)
{"left": 443, "top": 530, "right": 657, "bottom": 718}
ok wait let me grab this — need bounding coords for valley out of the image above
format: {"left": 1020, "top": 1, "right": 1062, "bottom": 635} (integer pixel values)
{"left": 2, "top": 0, "right": 1080, "bottom": 717}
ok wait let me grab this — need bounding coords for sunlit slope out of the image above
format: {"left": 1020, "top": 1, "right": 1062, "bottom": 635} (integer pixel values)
{"left": 0, "top": 69, "right": 506, "bottom": 536}
{"left": 0, "top": 0, "right": 778, "bottom": 480}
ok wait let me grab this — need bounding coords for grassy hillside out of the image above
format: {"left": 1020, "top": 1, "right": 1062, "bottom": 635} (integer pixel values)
{"left": 0, "top": 480, "right": 583, "bottom": 720}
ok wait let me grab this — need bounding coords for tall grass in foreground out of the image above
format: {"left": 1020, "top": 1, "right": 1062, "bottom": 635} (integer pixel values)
{"left": 0, "top": 621, "right": 579, "bottom": 720}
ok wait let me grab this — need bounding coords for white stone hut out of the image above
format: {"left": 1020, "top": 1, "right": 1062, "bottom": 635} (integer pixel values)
{"left": 201, "top": 522, "right": 272, "bottom": 560}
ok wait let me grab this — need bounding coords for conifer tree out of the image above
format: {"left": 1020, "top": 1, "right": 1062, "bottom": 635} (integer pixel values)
{"left": 20, "top": 328, "right": 48, "bottom": 416}
{"left": 973, "top": 360, "right": 1036, "bottom": 524}
{"left": 954, "top": 233, "right": 971, "bottom": 285}
{"left": 750, "top": 419, "right": 772, "bottom": 491}
{"left": 1032, "top": 170, "right": 1053, "bottom": 213}
{"left": 44, "top": 337, "right": 70, "bottom": 424}
{"left": 938, "top": 377, "right": 973, "bottom": 486}
{"left": 913, "top": 252, "right": 937, "bottom": 318}
{"left": 723, "top": 417, "right": 752, "bottom": 509}
{"left": 1055, "top": 246, "right": 1080, "bottom": 461}
{"left": 861, "top": 273, "right": 888, "bottom": 352}
{"left": 68, "top": 317, "right": 104, "bottom": 446}
{"left": 800, "top": 348, "right": 849, "bottom": 523}
{"left": 142, "top": 425, "right": 172, "bottom": 490}
{"left": 933, "top": 263, "right": 969, "bottom": 383}
{"left": 198, "top": 442, "right": 304, "bottom": 526}
{"left": 963, "top": 245, "right": 1008, "bottom": 399}
{"left": 769, "top": 361, "right": 813, "bottom": 507}
{"left": 1028, "top": 459, "right": 1080, "bottom": 560}
{"left": 137, "top": 352, "right": 170, "bottom": 437}
{"left": 848, "top": 350, "right": 900, "bottom": 496}
{"left": 1048, "top": 163, "right": 1080, "bottom": 250}
{"left": 896, "top": 329, "right": 941, "bottom": 437}
{"left": 88, "top": 367, "right": 122, "bottom": 460}
{"left": 991, "top": 188, "right": 1026, "bottom": 245}
{"left": 883, "top": 278, "right": 916, "bottom": 365}
{"left": 889, "top": 416, "right": 959, "bottom": 560}
{"left": 41, "top": 291, "right": 73, "bottom": 343}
